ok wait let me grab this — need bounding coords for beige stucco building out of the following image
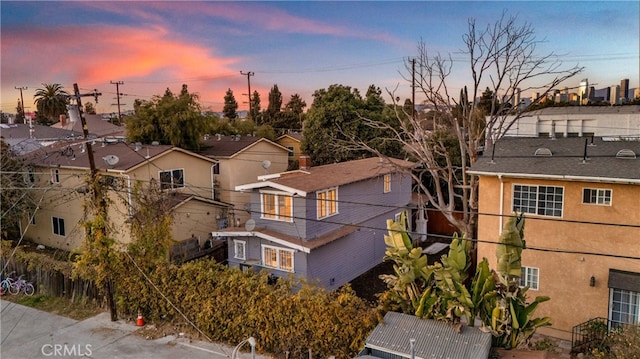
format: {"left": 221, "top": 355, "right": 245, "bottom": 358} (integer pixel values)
{"left": 470, "top": 137, "right": 640, "bottom": 341}
{"left": 21, "top": 141, "right": 232, "bottom": 251}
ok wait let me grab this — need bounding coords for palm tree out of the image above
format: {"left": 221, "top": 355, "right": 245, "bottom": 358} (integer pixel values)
{"left": 33, "top": 83, "right": 69, "bottom": 125}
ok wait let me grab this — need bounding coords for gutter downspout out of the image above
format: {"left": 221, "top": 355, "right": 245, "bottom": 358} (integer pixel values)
{"left": 498, "top": 174, "right": 504, "bottom": 235}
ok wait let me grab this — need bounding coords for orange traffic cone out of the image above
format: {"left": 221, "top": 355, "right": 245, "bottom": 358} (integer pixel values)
{"left": 136, "top": 313, "right": 145, "bottom": 326}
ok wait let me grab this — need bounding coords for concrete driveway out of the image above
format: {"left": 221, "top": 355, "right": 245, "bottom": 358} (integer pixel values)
{"left": 1, "top": 300, "right": 269, "bottom": 359}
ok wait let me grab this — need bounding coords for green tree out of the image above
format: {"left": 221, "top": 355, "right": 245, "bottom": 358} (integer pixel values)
{"left": 283, "top": 93, "right": 306, "bottom": 128}
{"left": 250, "top": 90, "right": 262, "bottom": 124}
{"left": 33, "top": 83, "right": 69, "bottom": 125}
{"left": 15, "top": 99, "right": 25, "bottom": 124}
{"left": 84, "top": 102, "right": 97, "bottom": 115}
{"left": 0, "top": 140, "right": 35, "bottom": 240}
{"left": 223, "top": 88, "right": 238, "bottom": 120}
{"left": 125, "top": 85, "right": 208, "bottom": 150}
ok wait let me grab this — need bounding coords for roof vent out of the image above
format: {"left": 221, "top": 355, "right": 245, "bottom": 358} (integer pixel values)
{"left": 616, "top": 149, "right": 637, "bottom": 159}
{"left": 534, "top": 147, "right": 552, "bottom": 156}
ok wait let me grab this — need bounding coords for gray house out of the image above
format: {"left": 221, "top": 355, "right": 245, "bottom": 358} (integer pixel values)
{"left": 358, "top": 311, "right": 492, "bottom": 359}
{"left": 210, "top": 156, "right": 414, "bottom": 289}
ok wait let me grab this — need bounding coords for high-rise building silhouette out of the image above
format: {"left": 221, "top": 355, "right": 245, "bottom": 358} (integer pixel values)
{"left": 620, "top": 78, "right": 629, "bottom": 101}
{"left": 610, "top": 85, "right": 620, "bottom": 105}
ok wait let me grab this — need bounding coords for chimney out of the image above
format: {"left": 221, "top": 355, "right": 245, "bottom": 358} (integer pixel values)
{"left": 299, "top": 155, "right": 311, "bottom": 170}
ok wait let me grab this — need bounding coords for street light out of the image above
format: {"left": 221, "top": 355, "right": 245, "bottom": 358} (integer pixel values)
{"left": 232, "top": 336, "right": 256, "bottom": 359}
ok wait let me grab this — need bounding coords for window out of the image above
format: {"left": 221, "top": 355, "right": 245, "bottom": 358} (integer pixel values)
{"left": 317, "top": 188, "right": 337, "bottom": 219}
{"left": 262, "top": 245, "right": 294, "bottom": 272}
{"left": 233, "top": 240, "right": 246, "bottom": 260}
{"left": 520, "top": 266, "right": 539, "bottom": 290}
{"left": 51, "top": 169, "right": 60, "bottom": 184}
{"left": 513, "top": 184, "right": 563, "bottom": 217}
{"left": 212, "top": 163, "right": 220, "bottom": 175}
{"left": 583, "top": 188, "right": 612, "bottom": 205}
{"left": 159, "top": 169, "right": 184, "bottom": 190}
{"left": 24, "top": 168, "right": 35, "bottom": 184}
{"left": 286, "top": 146, "right": 294, "bottom": 158}
{"left": 610, "top": 289, "right": 640, "bottom": 326}
{"left": 383, "top": 174, "right": 391, "bottom": 193}
{"left": 52, "top": 217, "right": 65, "bottom": 236}
{"left": 261, "top": 192, "right": 293, "bottom": 221}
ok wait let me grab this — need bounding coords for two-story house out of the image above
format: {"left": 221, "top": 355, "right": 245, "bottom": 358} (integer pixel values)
{"left": 275, "top": 132, "right": 302, "bottom": 169}
{"left": 20, "top": 140, "right": 232, "bottom": 252}
{"left": 210, "top": 156, "right": 415, "bottom": 289}
{"left": 195, "top": 134, "right": 290, "bottom": 226}
{"left": 468, "top": 137, "right": 640, "bottom": 341}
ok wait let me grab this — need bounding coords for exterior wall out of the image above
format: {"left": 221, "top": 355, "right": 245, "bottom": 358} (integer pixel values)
{"left": 500, "top": 108, "right": 640, "bottom": 138}
{"left": 306, "top": 211, "right": 392, "bottom": 289}
{"left": 216, "top": 141, "right": 289, "bottom": 225}
{"left": 476, "top": 175, "right": 640, "bottom": 340}
{"left": 171, "top": 200, "right": 229, "bottom": 245}
{"left": 276, "top": 136, "right": 301, "bottom": 163}
{"left": 226, "top": 235, "right": 308, "bottom": 280}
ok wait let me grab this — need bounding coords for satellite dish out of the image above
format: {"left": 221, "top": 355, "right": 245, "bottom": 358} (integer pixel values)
{"left": 261, "top": 160, "right": 271, "bottom": 169}
{"left": 245, "top": 219, "right": 256, "bottom": 232}
{"left": 103, "top": 155, "right": 120, "bottom": 166}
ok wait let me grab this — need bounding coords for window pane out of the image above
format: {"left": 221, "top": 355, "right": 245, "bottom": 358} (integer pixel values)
{"left": 328, "top": 189, "right": 336, "bottom": 215}
{"left": 263, "top": 194, "right": 276, "bottom": 218}
{"left": 264, "top": 247, "right": 277, "bottom": 268}
{"left": 280, "top": 251, "right": 293, "bottom": 271}
{"left": 317, "top": 192, "right": 326, "bottom": 218}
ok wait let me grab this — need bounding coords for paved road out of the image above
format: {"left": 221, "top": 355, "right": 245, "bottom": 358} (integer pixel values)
{"left": 1, "top": 300, "right": 270, "bottom": 359}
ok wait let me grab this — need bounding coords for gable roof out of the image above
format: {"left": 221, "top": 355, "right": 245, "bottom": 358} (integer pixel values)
{"left": 50, "top": 114, "right": 126, "bottom": 138}
{"left": 469, "top": 137, "right": 640, "bottom": 184}
{"left": 197, "top": 135, "right": 288, "bottom": 158}
{"left": 22, "top": 141, "right": 216, "bottom": 172}
{"left": 236, "top": 157, "right": 415, "bottom": 196}
{"left": 1, "top": 123, "right": 84, "bottom": 154}
{"left": 276, "top": 132, "right": 302, "bottom": 142}
{"left": 362, "top": 311, "right": 491, "bottom": 359}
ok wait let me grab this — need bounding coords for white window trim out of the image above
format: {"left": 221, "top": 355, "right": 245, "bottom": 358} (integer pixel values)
{"left": 582, "top": 187, "right": 612, "bottom": 206}
{"left": 512, "top": 184, "right": 564, "bottom": 218}
{"left": 52, "top": 216, "right": 65, "bottom": 237}
{"left": 316, "top": 187, "right": 338, "bottom": 220}
{"left": 383, "top": 174, "right": 391, "bottom": 193}
{"left": 520, "top": 266, "right": 539, "bottom": 291}
{"left": 260, "top": 190, "right": 294, "bottom": 222}
{"left": 261, "top": 244, "right": 294, "bottom": 273}
{"left": 50, "top": 169, "right": 60, "bottom": 184}
{"left": 233, "top": 240, "right": 246, "bottom": 260}
{"left": 159, "top": 168, "right": 185, "bottom": 190}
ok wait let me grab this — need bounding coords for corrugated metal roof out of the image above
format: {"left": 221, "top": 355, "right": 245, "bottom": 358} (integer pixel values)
{"left": 363, "top": 312, "right": 491, "bottom": 359}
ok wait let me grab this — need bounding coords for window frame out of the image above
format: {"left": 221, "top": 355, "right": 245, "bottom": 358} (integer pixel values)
{"left": 383, "top": 174, "right": 391, "bottom": 193}
{"left": 583, "top": 188, "right": 612, "bottom": 206}
{"left": 52, "top": 216, "right": 65, "bottom": 236}
{"left": 316, "top": 187, "right": 338, "bottom": 219}
{"left": 159, "top": 168, "right": 185, "bottom": 190}
{"left": 261, "top": 245, "right": 294, "bottom": 272}
{"left": 50, "top": 169, "right": 60, "bottom": 184}
{"left": 520, "top": 266, "right": 539, "bottom": 290}
{"left": 260, "top": 191, "right": 293, "bottom": 222}
{"left": 512, "top": 184, "right": 564, "bottom": 217}
{"left": 609, "top": 288, "right": 640, "bottom": 327}
{"left": 233, "top": 240, "right": 246, "bottom": 260}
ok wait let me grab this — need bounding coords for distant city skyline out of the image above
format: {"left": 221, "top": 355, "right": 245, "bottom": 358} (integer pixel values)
{"left": 2, "top": 1, "right": 638, "bottom": 114}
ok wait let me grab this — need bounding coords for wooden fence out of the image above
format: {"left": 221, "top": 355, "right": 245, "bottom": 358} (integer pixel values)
{"left": 0, "top": 257, "right": 101, "bottom": 302}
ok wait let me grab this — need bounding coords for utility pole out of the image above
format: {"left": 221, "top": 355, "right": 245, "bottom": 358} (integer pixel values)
{"left": 110, "top": 81, "right": 124, "bottom": 124}
{"left": 411, "top": 58, "right": 416, "bottom": 123}
{"left": 240, "top": 71, "right": 254, "bottom": 120}
{"left": 72, "top": 83, "right": 117, "bottom": 322}
{"left": 15, "top": 86, "right": 27, "bottom": 123}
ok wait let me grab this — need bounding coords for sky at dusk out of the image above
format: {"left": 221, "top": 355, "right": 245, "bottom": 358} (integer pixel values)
{"left": 1, "top": 1, "right": 638, "bottom": 115}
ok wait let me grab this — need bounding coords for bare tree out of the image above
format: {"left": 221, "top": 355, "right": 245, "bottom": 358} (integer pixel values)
{"left": 342, "top": 12, "right": 583, "bottom": 237}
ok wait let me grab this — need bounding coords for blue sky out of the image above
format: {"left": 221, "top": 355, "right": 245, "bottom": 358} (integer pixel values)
{"left": 1, "top": 1, "right": 638, "bottom": 114}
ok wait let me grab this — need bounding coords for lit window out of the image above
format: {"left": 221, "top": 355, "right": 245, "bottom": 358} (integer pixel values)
{"left": 159, "top": 169, "right": 184, "bottom": 190}
{"left": 317, "top": 188, "right": 337, "bottom": 219}
{"left": 583, "top": 188, "right": 612, "bottom": 205}
{"left": 513, "top": 184, "right": 563, "bottom": 217}
{"left": 52, "top": 217, "right": 65, "bottom": 236}
{"left": 261, "top": 192, "right": 293, "bottom": 221}
{"left": 262, "top": 245, "right": 294, "bottom": 272}
{"left": 519, "top": 266, "right": 539, "bottom": 290}
{"left": 383, "top": 174, "right": 391, "bottom": 193}
{"left": 234, "top": 240, "right": 246, "bottom": 260}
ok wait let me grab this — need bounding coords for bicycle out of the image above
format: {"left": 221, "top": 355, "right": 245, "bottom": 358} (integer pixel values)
{"left": 8, "top": 275, "right": 35, "bottom": 296}
{"left": 0, "top": 272, "right": 16, "bottom": 295}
